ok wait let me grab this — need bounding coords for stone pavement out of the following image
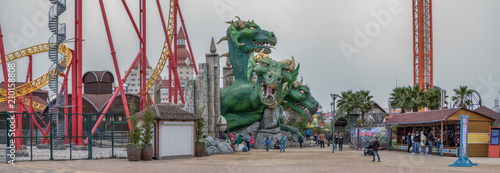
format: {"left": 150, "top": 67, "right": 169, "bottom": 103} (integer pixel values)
{"left": 3, "top": 147, "right": 500, "bottom": 173}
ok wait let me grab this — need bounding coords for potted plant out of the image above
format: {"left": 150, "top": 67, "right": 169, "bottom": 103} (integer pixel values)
{"left": 127, "top": 101, "right": 141, "bottom": 161}
{"left": 195, "top": 107, "right": 206, "bottom": 157}
{"left": 140, "top": 104, "right": 155, "bottom": 161}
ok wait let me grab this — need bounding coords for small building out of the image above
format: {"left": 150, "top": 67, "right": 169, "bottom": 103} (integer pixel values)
{"left": 137, "top": 103, "right": 200, "bottom": 159}
{"left": 385, "top": 108, "right": 494, "bottom": 157}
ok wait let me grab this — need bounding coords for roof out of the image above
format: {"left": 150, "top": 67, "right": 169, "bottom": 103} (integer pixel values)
{"left": 372, "top": 102, "right": 387, "bottom": 114}
{"left": 132, "top": 58, "right": 152, "bottom": 69}
{"left": 384, "top": 108, "right": 494, "bottom": 125}
{"left": 178, "top": 27, "right": 186, "bottom": 39}
{"left": 474, "top": 106, "right": 499, "bottom": 120}
{"left": 83, "top": 71, "right": 114, "bottom": 83}
{"left": 137, "top": 103, "right": 200, "bottom": 121}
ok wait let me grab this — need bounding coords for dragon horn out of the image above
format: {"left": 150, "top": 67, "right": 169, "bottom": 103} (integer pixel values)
{"left": 290, "top": 56, "right": 296, "bottom": 72}
{"left": 252, "top": 20, "right": 254, "bottom": 23}
{"left": 220, "top": 52, "right": 229, "bottom": 57}
{"left": 300, "top": 77, "right": 303, "bottom": 84}
{"left": 235, "top": 16, "right": 241, "bottom": 21}
{"left": 217, "top": 37, "right": 227, "bottom": 44}
{"left": 293, "top": 80, "right": 300, "bottom": 88}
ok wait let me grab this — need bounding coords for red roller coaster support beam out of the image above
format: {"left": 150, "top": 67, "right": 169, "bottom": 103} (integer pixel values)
{"left": 83, "top": 49, "right": 142, "bottom": 145}
{"left": 139, "top": 0, "right": 147, "bottom": 110}
{"left": 0, "top": 25, "right": 14, "bottom": 113}
{"left": 121, "top": 0, "right": 144, "bottom": 43}
{"left": 176, "top": 1, "right": 197, "bottom": 75}
{"left": 74, "top": 0, "right": 84, "bottom": 145}
{"left": 83, "top": 0, "right": 134, "bottom": 146}
{"left": 413, "top": 0, "right": 433, "bottom": 90}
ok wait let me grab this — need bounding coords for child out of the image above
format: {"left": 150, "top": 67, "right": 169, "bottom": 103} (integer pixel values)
{"left": 265, "top": 137, "right": 270, "bottom": 152}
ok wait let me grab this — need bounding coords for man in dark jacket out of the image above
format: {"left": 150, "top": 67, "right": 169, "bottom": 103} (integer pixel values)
{"left": 413, "top": 132, "right": 420, "bottom": 155}
{"left": 406, "top": 132, "right": 412, "bottom": 153}
{"left": 427, "top": 130, "right": 435, "bottom": 156}
{"left": 372, "top": 137, "right": 380, "bottom": 162}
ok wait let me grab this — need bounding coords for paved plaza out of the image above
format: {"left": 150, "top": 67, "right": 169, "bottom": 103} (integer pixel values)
{"left": 2, "top": 146, "right": 500, "bottom": 173}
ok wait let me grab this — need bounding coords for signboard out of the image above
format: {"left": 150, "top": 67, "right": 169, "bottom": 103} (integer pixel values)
{"left": 450, "top": 115, "right": 477, "bottom": 167}
{"left": 468, "top": 133, "right": 490, "bottom": 144}
{"left": 491, "top": 128, "right": 499, "bottom": 145}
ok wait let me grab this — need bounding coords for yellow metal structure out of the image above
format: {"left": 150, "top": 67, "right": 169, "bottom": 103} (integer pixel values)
{"left": 143, "top": 0, "right": 175, "bottom": 95}
{"left": 0, "top": 43, "right": 73, "bottom": 111}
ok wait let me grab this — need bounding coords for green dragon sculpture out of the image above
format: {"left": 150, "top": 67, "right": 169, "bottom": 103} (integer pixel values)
{"left": 220, "top": 17, "right": 318, "bottom": 137}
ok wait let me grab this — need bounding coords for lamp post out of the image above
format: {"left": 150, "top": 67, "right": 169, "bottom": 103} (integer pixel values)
{"left": 331, "top": 93, "right": 338, "bottom": 153}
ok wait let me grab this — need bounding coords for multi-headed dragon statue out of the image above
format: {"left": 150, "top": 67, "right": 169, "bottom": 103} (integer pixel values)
{"left": 219, "top": 17, "right": 318, "bottom": 137}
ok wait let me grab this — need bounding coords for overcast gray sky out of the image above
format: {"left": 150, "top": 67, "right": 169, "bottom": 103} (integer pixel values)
{"left": 1, "top": 0, "right": 500, "bottom": 112}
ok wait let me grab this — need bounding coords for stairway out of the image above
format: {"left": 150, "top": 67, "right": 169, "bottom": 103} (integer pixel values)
{"left": 47, "top": 0, "right": 67, "bottom": 139}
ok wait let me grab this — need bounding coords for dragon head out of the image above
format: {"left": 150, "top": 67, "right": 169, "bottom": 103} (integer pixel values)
{"left": 225, "top": 17, "right": 277, "bottom": 54}
{"left": 247, "top": 51, "right": 298, "bottom": 108}
{"left": 283, "top": 79, "right": 319, "bottom": 118}
{"left": 218, "top": 17, "right": 278, "bottom": 81}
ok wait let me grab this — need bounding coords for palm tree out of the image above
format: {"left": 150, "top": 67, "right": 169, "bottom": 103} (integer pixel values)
{"left": 389, "top": 86, "right": 409, "bottom": 113}
{"left": 424, "top": 88, "right": 447, "bottom": 110}
{"left": 357, "top": 90, "right": 374, "bottom": 128}
{"left": 337, "top": 90, "right": 357, "bottom": 116}
{"left": 408, "top": 85, "right": 425, "bottom": 112}
{"left": 452, "top": 86, "right": 473, "bottom": 109}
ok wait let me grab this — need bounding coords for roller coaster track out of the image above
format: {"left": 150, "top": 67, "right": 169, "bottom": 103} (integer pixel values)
{"left": 143, "top": 0, "right": 175, "bottom": 95}
{"left": 0, "top": 43, "right": 72, "bottom": 111}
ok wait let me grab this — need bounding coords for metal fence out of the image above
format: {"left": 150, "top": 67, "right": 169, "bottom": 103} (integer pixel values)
{"left": 1, "top": 112, "right": 130, "bottom": 162}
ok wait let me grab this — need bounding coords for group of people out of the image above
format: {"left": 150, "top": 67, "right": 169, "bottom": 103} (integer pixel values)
{"left": 305, "top": 130, "right": 344, "bottom": 151}
{"left": 405, "top": 130, "right": 441, "bottom": 156}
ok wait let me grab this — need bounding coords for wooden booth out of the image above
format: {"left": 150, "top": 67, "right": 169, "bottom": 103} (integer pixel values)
{"left": 137, "top": 103, "right": 200, "bottom": 159}
{"left": 385, "top": 108, "right": 493, "bottom": 157}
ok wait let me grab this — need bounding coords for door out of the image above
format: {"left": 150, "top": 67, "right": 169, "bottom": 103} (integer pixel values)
{"left": 161, "top": 121, "right": 194, "bottom": 157}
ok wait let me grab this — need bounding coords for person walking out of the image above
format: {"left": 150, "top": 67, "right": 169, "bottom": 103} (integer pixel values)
{"left": 372, "top": 137, "right": 381, "bottom": 162}
{"left": 406, "top": 132, "right": 412, "bottom": 153}
{"left": 245, "top": 133, "right": 251, "bottom": 151}
{"left": 334, "top": 133, "right": 339, "bottom": 151}
{"left": 265, "top": 137, "right": 270, "bottom": 152}
{"left": 338, "top": 133, "right": 344, "bottom": 151}
{"left": 298, "top": 136, "right": 304, "bottom": 149}
{"left": 306, "top": 129, "right": 311, "bottom": 141}
{"left": 280, "top": 133, "right": 287, "bottom": 152}
{"left": 427, "top": 130, "right": 435, "bottom": 156}
{"left": 420, "top": 131, "right": 427, "bottom": 155}
{"left": 314, "top": 133, "right": 318, "bottom": 146}
{"left": 436, "top": 135, "right": 441, "bottom": 156}
{"left": 249, "top": 133, "right": 255, "bottom": 149}
{"left": 413, "top": 132, "right": 420, "bottom": 155}
{"left": 326, "top": 132, "right": 332, "bottom": 147}
{"left": 319, "top": 132, "right": 326, "bottom": 148}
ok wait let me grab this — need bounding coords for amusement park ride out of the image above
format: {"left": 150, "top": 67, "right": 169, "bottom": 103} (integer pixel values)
{"left": 0, "top": 0, "right": 198, "bottom": 149}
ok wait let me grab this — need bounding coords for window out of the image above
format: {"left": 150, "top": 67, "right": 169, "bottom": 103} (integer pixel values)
{"left": 179, "top": 72, "right": 183, "bottom": 74}
{"left": 135, "top": 89, "right": 138, "bottom": 92}
{"left": 179, "top": 67, "right": 183, "bottom": 69}
{"left": 131, "top": 73, "right": 137, "bottom": 76}
{"left": 186, "top": 72, "right": 189, "bottom": 74}
{"left": 180, "top": 82, "right": 185, "bottom": 85}
{"left": 186, "top": 77, "right": 189, "bottom": 80}
{"left": 131, "top": 84, "right": 136, "bottom": 86}
{"left": 180, "top": 77, "right": 183, "bottom": 79}
{"left": 131, "top": 79, "right": 136, "bottom": 81}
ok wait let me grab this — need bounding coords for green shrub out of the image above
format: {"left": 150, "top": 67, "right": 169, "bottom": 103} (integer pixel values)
{"left": 141, "top": 103, "right": 155, "bottom": 147}
{"left": 127, "top": 100, "right": 141, "bottom": 145}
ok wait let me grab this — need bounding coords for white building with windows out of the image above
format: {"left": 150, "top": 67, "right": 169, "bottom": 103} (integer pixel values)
{"left": 124, "top": 59, "right": 161, "bottom": 103}
{"left": 160, "top": 27, "right": 194, "bottom": 103}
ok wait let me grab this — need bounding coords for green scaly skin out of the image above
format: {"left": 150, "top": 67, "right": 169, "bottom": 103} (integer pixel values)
{"left": 279, "top": 84, "right": 319, "bottom": 137}
{"left": 222, "top": 56, "right": 298, "bottom": 131}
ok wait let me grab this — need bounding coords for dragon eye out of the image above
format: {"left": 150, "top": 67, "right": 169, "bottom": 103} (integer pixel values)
{"left": 262, "top": 63, "right": 268, "bottom": 66}
{"left": 282, "top": 68, "right": 288, "bottom": 72}
{"left": 250, "top": 26, "right": 256, "bottom": 29}
{"left": 300, "top": 90, "right": 306, "bottom": 94}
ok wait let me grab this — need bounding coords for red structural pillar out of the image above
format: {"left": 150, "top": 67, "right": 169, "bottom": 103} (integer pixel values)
{"left": 75, "top": 0, "right": 84, "bottom": 145}
{"left": 0, "top": 25, "right": 13, "bottom": 113}
{"left": 16, "top": 98, "right": 23, "bottom": 149}
{"left": 140, "top": 0, "right": 147, "bottom": 109}
{"left": 173, "top": 1, "right": 178, "bottom": 104}
{"left": 413, "top": 0, "right": 433, "bottom": 90}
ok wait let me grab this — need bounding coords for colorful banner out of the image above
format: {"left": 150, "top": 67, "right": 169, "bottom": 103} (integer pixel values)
{"left": 351, "top": 127, "right": 389, "bottom": 149}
